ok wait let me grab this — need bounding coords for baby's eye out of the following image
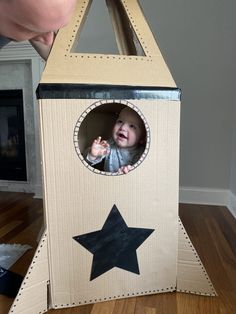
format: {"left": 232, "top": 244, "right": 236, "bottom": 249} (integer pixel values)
{"left": 130, "top": 124, "right": 136, "bottom": 129}
{"left": 116, "top": 119, "right": 122, "bottom": 124}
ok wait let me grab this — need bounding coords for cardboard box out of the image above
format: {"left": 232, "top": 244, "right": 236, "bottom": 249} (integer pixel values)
{"left": 10, "top": 1, "right": 216, "bottom": 312}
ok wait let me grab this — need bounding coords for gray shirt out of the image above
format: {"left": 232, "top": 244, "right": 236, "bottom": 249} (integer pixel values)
{"left": 86, "top": 139, "right": 144, "bottom": 173}
{"left": 0, "top": 36, "right": 11, "bottom": 49}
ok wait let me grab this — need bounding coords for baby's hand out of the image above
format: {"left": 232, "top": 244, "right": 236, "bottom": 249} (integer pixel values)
{"left": 89, "top": 136, "right": 109, "bottom": 159}
{"left": 118, "top": 165, "right": 133, "bottom": 174}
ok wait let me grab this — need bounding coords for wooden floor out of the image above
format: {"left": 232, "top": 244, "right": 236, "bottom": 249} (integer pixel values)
{"left": 0, "top": 192, "right": 236, "bottom": 314}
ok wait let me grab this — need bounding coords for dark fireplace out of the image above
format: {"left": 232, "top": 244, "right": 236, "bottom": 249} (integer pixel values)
{"left": 0, "top": 89, "right": 27, "bottom": 181}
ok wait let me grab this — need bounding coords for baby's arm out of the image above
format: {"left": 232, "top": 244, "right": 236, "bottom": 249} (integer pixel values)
{"left": 88, "top": 136, "right": 110, "bottom": 161}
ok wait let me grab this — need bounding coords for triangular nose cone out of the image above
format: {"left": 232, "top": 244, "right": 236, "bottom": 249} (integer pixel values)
{"left": 73, "top": 0, "right": 119, "bottom": 55}
{"left": 40, "top": 0, "right": 176, "bottom": 87}
{"left": 73, "top": 0, "right": 145, "bottom": 55}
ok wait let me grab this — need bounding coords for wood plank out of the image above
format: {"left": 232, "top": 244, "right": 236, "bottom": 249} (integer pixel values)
{"left": 0, "top": 220, "right": 22, "bottom": 237}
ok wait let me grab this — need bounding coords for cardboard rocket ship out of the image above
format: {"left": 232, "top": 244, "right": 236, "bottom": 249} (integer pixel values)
{"left": 10, "top": 1, "right": 216, "bottom": 312}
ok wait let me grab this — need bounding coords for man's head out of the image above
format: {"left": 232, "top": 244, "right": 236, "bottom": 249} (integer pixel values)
{"left": 112, "top": 107, "right": 146, "bottom": 149}
{"left": 0, "top": 0, "right": 77, "bottom": 45}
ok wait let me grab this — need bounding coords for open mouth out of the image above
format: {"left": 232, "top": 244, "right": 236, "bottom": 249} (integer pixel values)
{"left": 118, "top": 132, "right": 128, "bottom": 140}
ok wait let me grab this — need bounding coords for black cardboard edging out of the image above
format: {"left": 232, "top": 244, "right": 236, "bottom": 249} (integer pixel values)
{"left": 36, "top": 84, "right": 181, "bottom": 101}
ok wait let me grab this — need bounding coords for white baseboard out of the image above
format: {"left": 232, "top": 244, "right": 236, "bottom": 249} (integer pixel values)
{"left": 34, "top": 184, "right": 43, "bottom": 199}
{"left": 179, "top": 186, "right": 236, "bottom": 219}
{"left": 229, "top": 191, "right": 236, "bottom": 218}
{"left": 0, "top": 181, "right": 43, "bottom": 198}
{"left": 0, "top": 181, "right": 34, "bottom": 193}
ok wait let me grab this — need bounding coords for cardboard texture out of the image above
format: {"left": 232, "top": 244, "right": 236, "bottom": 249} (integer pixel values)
{"left": 177, "top": 219, "right": 216, "bottom": 296}
{"left": 38, "top": 98, "right": 180, "bottom": 308}
{"left": 9, "top": 232, "right": 49, "bottom": 314}
{"left": 11, "top": 0, "right": 216, "bottom": 311}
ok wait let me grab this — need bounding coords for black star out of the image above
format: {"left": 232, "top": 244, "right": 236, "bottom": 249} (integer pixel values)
{"left": 73, "top": 204, "right": 154, "bottom": 280}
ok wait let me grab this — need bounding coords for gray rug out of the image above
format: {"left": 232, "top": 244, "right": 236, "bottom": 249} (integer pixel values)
{"left": 0, "top": 244, "right": 31, "bottom": 269}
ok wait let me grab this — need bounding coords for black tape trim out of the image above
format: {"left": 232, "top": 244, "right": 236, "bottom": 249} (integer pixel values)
{"left": 36, "top": 84, "right": 181, "bottom": 101}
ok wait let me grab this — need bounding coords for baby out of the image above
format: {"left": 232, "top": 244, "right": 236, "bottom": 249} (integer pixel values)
{"left": 85, "top": 107, "right": 146, "bottom": 174}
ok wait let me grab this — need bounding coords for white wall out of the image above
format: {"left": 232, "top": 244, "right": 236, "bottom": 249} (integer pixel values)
{"left": 139, "top": 0, "right": 236, "bottom": 208}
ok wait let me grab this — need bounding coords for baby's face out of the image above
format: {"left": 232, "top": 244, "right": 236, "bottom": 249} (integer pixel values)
{"left": 112, "top": 108, "right": 145, "bottom": 149}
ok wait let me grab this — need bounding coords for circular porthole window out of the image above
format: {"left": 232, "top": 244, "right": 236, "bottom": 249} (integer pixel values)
{"left": 73, "top": 100, "right": 150, "bottom": 175}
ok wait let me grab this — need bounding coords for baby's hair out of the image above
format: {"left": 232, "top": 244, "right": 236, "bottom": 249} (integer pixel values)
{"left": 118, "top": 106, "right": 141, "bottom": 120}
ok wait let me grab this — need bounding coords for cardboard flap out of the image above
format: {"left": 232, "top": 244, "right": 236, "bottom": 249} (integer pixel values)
{"left": 9, "top": 231, "right": 49, "bottom": 313}
{"left": 41, "top": 0, "right": 176, "bottom": 87}
{"left": 177, "top": 219, "right": 217, "bottom": 296}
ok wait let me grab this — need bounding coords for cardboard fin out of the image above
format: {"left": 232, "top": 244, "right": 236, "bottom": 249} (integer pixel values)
{"left": 9, "top": 231, "right": 49, "bottom": 314}
{"left": 177, "top": 218, "right": 217, "bottom": 296}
